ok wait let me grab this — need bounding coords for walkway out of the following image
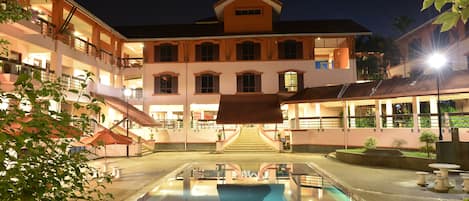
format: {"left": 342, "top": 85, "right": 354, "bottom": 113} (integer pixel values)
{"left": 95, "top": 152, "right": 467, "bottom": 201}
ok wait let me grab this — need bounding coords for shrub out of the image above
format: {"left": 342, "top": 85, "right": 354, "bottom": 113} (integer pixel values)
{"left": 419, "top": 130, "right": 438, "bottom": 158}
{"left": 364, "top": 137, "right": 377, "bottom": 149}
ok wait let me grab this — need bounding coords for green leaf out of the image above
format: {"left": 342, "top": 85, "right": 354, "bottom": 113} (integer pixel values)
{"left": 461, "top": 7, "right": 469, "bottom": 23}
{"left": 434, "top": 11, "right": 460, "bottom": 31}
{"left": 435, "top": 0, "right": 451, "bottom": 11}
{"left": 422, "top": 0, "right": 435, "bottom": 10}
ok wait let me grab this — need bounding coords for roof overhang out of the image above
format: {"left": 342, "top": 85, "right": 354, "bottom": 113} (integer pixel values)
{"left": 216, "top": 94, "right": 283, "bottom": 124}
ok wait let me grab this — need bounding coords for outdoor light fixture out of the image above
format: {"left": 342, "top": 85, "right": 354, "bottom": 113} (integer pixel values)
{"left": 427, "top": 53, "right": 447, "bottom": 140}
{"left": 123, "top": 87, "right": 132, "bottom": 157}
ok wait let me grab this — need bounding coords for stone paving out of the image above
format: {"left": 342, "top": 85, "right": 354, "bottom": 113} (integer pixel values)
{"left": 91, "top": 152, "right": 469, "bottom": 201}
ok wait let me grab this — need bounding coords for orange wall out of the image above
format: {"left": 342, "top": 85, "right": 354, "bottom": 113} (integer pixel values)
{"left": 144, "top": 36, "right": 355, "bottom": 64}
{"left": 223, "top": 0, "right": 273, "bottom": 33}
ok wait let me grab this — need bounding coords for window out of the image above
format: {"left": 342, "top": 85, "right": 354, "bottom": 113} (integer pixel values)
{"left": 278, "top": 71, "right": 304, "bottom": 92}
{"left": 237, "top": 72, "right": 261, "bottom": 93}
{"left": 196, "top": 42, "right": 219, "bottom": 61}
{"left": 314, "top": 38, "right": 349, "bottom": 69}
{"left": 235, "top": 8, "right": 262, "bottom": 16}
{"left": 278, "top": 40, "right": 303, "bottom": 59}
{"left": 154, "top": 44, "right": 178, "bottom": 62}
{"left": 408, "top": 38, "right": 422, "bottom": 60}
{"left": 432, "top": 27, "right": 450, "bottom": 50}
{"left": 195, "top": 73, "right": 219, "bottom": 93}
{"left": 236, "top": 41, "right": 261, "bottom": 60}
{"left": 154, "top": 74, "right": 178, "bottom": 94}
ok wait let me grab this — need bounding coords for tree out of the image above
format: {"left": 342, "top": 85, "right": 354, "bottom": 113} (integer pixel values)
{"left": 0, "top": 1, "right": 112, "bottom": 200}
{"left": 0, "top": 0, "right": 31, "bottom": 57}
{"left": 419, "top": 131, "right": 438, "bottom": 158}
{"left": 393, "top": 16, "right": 414, "bottom": 35}
{"left": 421, "top": 0, "right": 469, "bottom": 32}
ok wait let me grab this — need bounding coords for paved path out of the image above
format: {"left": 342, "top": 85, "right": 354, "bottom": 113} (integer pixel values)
{"left": 92, "top": 152, "right": 468, "bottom": 201}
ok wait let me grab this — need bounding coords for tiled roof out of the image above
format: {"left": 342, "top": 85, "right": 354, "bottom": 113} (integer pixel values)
{"left": 114, "top": 19, "right": 370, "bottom": 39}
{"left": 284, "top": 70, "right": 469, "bottom": 103}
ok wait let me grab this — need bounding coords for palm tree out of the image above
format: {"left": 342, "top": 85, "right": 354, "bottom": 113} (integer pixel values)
{"left": 393, "top": 16, "right": 414, "bottom": 35}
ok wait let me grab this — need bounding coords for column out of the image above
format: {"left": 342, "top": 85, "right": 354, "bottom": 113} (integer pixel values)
{"left": 375, "top": 100, "right": 381, "bottom": 130}
{"left": 51, "top": 0, "right": 64, "bottom": 34}
{"left": 386, "top": 100, "right": 393, "bottom": 128}
{"left": 294, "top": 104, "right": 300, "bottom": 129}
{"left": 50, "top": 50, "right": 62, "bottom": 77}
{"left": 430, "top": 97, "right": 438, "bottom": 128}
{"left": 183, "top": 167, "right": 191, "bottom": 199}
{"left": 315, "top": 103, "right": 321, "bottom": 128}
{"left": 349, "top": 103, "right": 356, "bottom": 128}
{"left": 412, "top": 97, "right": 419, "bottom": 132}
{"left": 268, "top": 168, "right": 277, "bottom": 183}
{"left": 343, "top": 101, "right": 349, "bottom": 130}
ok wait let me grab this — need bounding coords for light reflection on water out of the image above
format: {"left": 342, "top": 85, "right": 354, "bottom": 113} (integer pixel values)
{"left": 144, "top": 163, "right": 350, "bottom": 201}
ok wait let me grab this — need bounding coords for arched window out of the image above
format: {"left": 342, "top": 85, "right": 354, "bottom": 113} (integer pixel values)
{"left": 195, "top": 42, "right": 219, "bottom": 61}
{"left": 195, "top": 73, "right": 220, "bottom": 93}
{"left": 154, "top": 73, "right": 178, "bottom": 94}
{"left": 278, "top": 71, "right": 304, "bottom": 92}
{"left": 236, "top": 41, "right": 261, "bottom": 60}
{"left": 154, "top": 43, "right": 178, "bottom": 62}
{"left": 236, "top": 72, "right": 261, "bottom": 92}
{"left": 278, "top": 40, "right": 303, "bottom": 59}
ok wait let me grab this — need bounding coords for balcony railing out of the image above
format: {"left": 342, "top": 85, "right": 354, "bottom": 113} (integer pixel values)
{"left": 61, "top": 74, "right": 85, "bottom": 90}
{"left": 155, "top": 119, "right": 183, "bottom": 129}
{"left": 298, "top": 116, "right": 343, "bottom": 129}
{"left": 447, "top": 112, "right": 469, "bottom": 128}
{"left": 31, "top": 17, "right": 55, "bottom": 37}
{"left": 122, "top": 88, "right": 143, "bottom": 99}
{"left": 117, "top": 58, "right": 144, "bottom": 68}
{"left": 99, "top": 49, "right": 115, "bottom": 65}
{"left": 381, "top": 114, "right": 414, "bottom": 128}
{"left": 0, "top": 58, "right": 56, "bottom": 82}
{"left": 349, "top": 115, "right": 376, "bottom": 128}
{"left": 60, "top": 33, "right": 98, "bottom": 57}
{"left": 418, "top": 113, "right": 439, "bottom": 128}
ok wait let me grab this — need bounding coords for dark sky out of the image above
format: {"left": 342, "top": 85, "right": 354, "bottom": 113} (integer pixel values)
{"left": 75, "top": 0, "right": 438, "bottom": 38}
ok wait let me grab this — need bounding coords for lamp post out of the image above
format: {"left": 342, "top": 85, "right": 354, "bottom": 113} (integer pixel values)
{"left": 123, "top": 87, "right": 132, "bottom": 157}
{"left": 427, "top": 53, "right": 447, "bottom": 140}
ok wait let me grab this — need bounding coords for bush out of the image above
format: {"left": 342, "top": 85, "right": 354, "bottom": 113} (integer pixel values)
{"left": 419, "top": 130, "right": 438, "bottom": 158}
{"left": 364, "top": 137, "right": 377, "bottom": 149}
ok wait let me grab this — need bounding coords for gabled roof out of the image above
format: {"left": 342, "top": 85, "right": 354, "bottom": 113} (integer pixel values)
{"left": 214, "top": 0, "right": 283, "bottom": 20}
{"left": 115, "top": 19, "right": 371, "bottom": 39}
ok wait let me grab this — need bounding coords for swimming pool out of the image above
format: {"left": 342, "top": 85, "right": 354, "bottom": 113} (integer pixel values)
{"left": 141, "top": 163, "right": 351, "bottom": 201}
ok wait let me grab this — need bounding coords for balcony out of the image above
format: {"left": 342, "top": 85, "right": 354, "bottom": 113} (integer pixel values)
{"left": 0, "top": 57, "right": 56, "bottom": 82}
{"left": 117, "top": 58, "right": 144, "bottom": 69}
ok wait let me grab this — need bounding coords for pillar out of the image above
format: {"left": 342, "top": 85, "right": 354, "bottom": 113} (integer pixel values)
{"left": 50, "top": 50, "right": 62, "bottom": 77}
{"left": 375, "top": 100, "right": 381, "bottom": 130}
{"left": 349, "top": 103, "right": 356, "bottom": 128}
{"left": 268, "top": 168, "right": 277, "bottom": 183}
{"left": 343, "top": 101, "right": 349, "bottom": 130}
{"left": 183, "top": 167, "right": 191, "bottom": 199}
{"left": 430, "top": 96, "right": 438, "bottom": 128}
{"left": 294, "top": 104, "right": 299, "bottom": 129}
{"left": 315, "top": 103, "right": 321, "bottom": 128}
{"left": 386, "top": 100, "right": 393, "bottom": 128}
{"left": 51, "top": 0, "right": 64, "bottom": 34}
{"left": 412, "top": 97, "right": 419, "bottom": 132}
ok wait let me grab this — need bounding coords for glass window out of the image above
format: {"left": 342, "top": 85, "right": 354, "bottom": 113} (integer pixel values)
{"left": 201, "top": 74, "right": 214, "bottom": 93}
{"left": 241, "top": 42, "right": 254, "bottom": 60}
{"left": 283, "top": 40, "right": 302, "bottom": 59}
{"left": 284, "top": 72, "right": 298, "bottom": 92}
{"left": 160, "top": 75, "right": 173, "bottom": 94}
{"left": 314, "top": 38, "right": 349, "bottom": 69}
{"left": 160, "top": 45, "right": 173, "bottom": 62}
{"left": 242, "top": 73, "right": 256, "bottom": 92}
{"left": 235, "top": 9, "right": 262, "bottom": 16}
{"left": 196, "top": 42, "right": 219, "bottom": 61}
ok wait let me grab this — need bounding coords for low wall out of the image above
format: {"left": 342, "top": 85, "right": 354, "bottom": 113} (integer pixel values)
{"left": 336, "top": 151, "right": 435, "bottom": 171}
{"left": 87, "top": 144, "right": 141, "bottom": 159}
{"left": 154, "top": 142, "right": 215, "bottom": 152}
{"left": 292, "top": 144, "right": 347, "bottom": 153}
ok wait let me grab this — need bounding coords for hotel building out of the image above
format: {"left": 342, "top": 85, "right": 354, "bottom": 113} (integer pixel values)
{"left": 2, "top": 0, "right": 468, "bottom": 154}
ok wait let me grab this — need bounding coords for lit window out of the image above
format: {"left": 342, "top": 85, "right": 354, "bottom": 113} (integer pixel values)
{"left": 284, "top": 72, "right": 298, "bottom": 92}
{"left": 235, "top": 9, "right": 262, "bottom": 16}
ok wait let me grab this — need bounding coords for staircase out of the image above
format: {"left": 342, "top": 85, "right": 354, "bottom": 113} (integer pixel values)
{"left": 224, "top": 127, "right": 276, "bottom": 152}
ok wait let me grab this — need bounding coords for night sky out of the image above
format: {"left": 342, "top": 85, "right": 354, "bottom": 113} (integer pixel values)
{"left": 75, "top": 0, "right": 438, "bottom": 38}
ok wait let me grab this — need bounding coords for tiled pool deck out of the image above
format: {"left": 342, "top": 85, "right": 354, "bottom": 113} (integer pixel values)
{"left": 92, "top": 152, "right": 468, "bottom": 201}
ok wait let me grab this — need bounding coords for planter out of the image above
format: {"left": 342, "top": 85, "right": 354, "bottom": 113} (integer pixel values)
{"left": 336, "top": 150, "right": 436, "bottom": 171}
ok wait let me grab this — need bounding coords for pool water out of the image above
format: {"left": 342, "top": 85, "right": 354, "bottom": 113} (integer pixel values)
{"left": 144, "top": 163, "right": 351, "bottom": 201}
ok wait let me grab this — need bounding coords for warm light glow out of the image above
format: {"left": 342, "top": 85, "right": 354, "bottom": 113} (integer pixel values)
{"left": 73, "top": 31, "right": 82, "bottom": 37}
{"left": 316, "top": 37, "right": 321, "bottom": 40}
{"left": 427, "top": 53, "right": 447, "bottom": 69}
{"left": 123, "top": 88, "right": 132, "bottom": 97}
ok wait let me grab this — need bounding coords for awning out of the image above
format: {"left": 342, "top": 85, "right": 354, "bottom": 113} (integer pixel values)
{"left": 93, "top": 93, "right": 160, "bottom": 127}
{"left": 216, "top": 94, "right": 283, "bottom": 124}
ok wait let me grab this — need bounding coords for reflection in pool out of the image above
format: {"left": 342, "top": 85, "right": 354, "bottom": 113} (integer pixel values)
{"left": 143, "top": 163, "right": 351, "bottom": 201}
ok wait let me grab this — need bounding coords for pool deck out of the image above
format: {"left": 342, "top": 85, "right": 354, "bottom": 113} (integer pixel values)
{"left": 92, "top": 152, "right": 469, "bottom": 201}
